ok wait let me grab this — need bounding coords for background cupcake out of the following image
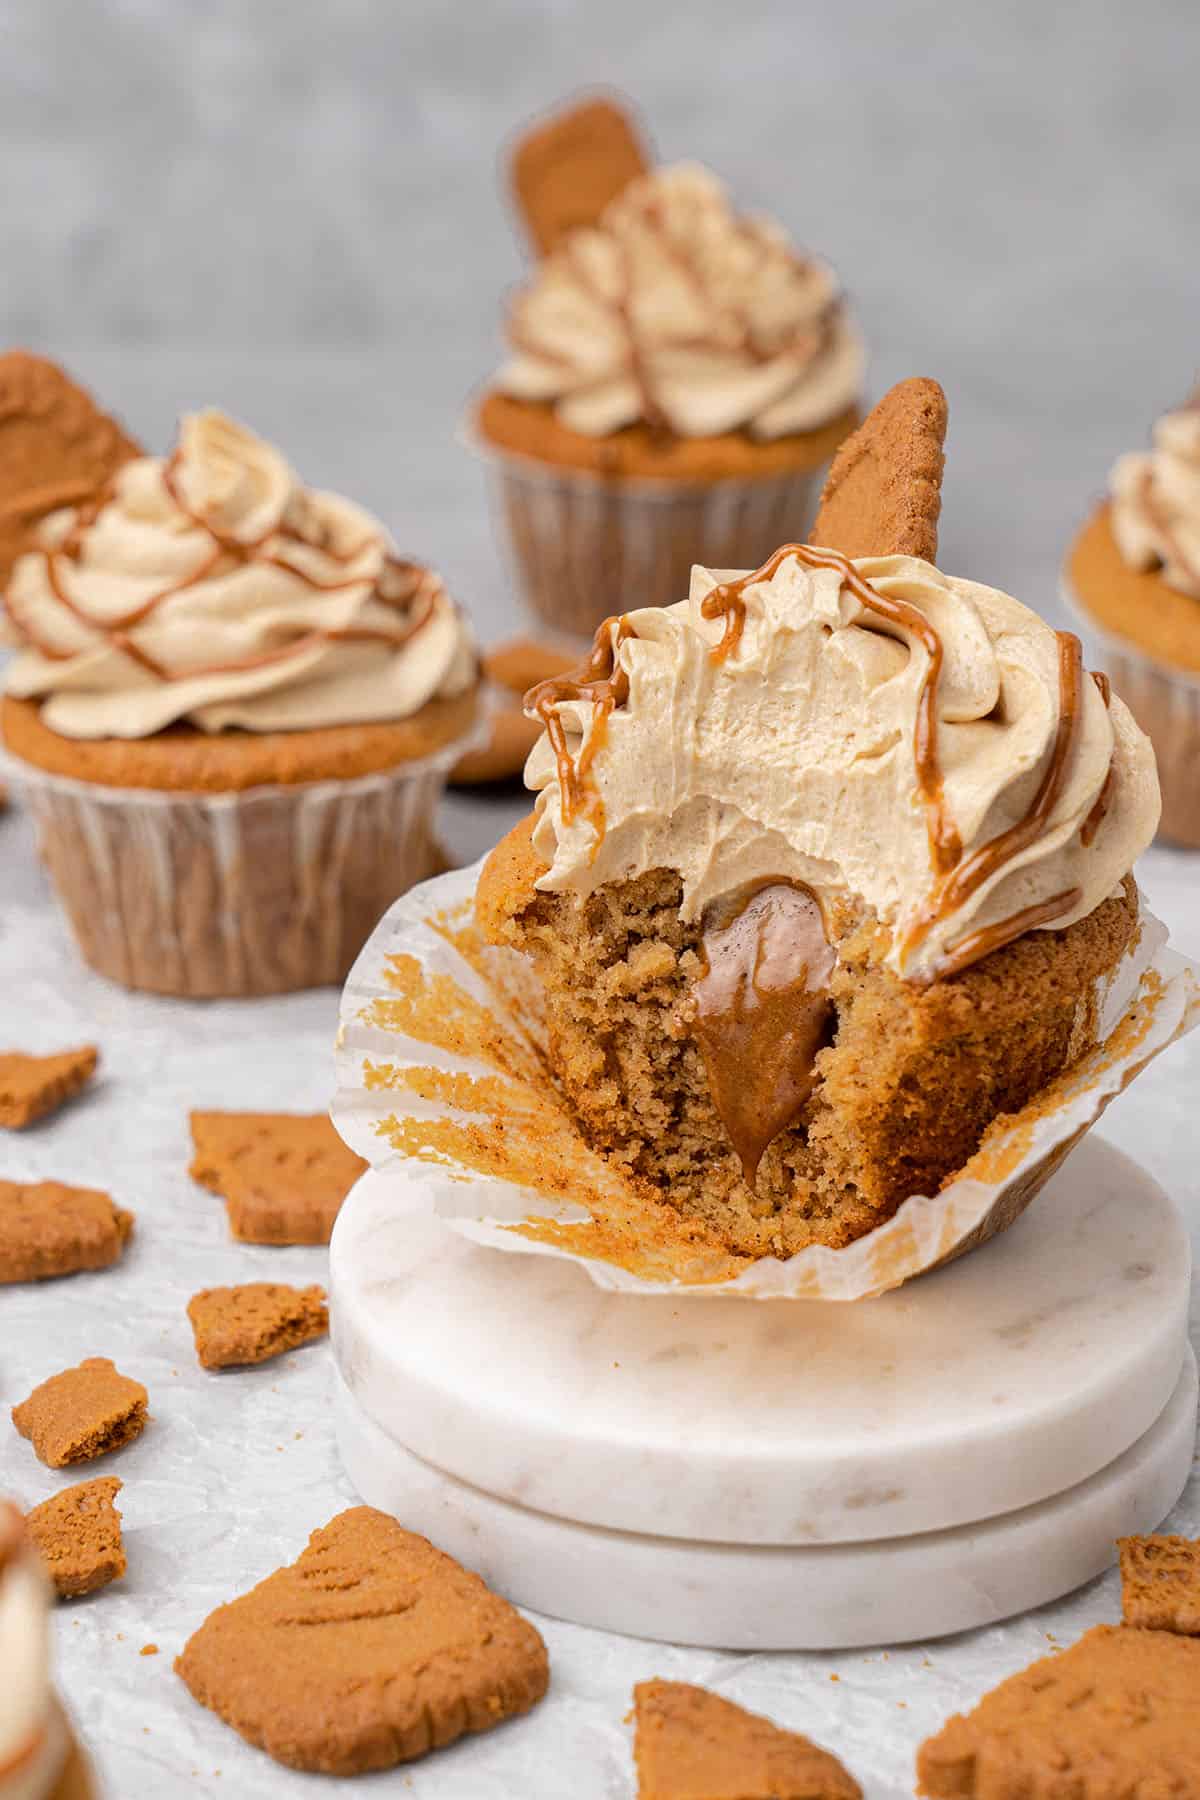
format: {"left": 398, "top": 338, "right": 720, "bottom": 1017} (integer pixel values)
{"left": 474, "top": 94, "right": 863, "bottom": 637}
{"left": 1066, "top": 395, "right": 1200, "bottom": 847}
{"left": 1, "top": 393, "right": 480, "bottom": 998}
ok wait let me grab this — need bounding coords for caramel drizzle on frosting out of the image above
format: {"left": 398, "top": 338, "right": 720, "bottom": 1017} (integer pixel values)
{"left": 10, "top": 455, "right": 444, "bottom": 681}
{"left": 701, "top": 542, "right": 962, "bottom": 874}
{"left": 532, "top": 551, "right": 1109, "bottom": 983}
{"left": 514, "top": 190, "right": 839, "bottom": 434}
{"left": 1081, "top": 670, "right": 1117, "bottom": 849}
{"left": 526, "top": 617, "right": 636, "bottom": 834}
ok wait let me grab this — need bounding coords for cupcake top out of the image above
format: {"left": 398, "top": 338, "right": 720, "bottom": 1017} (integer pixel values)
{"left": 0, "top": 1502, "right": 65, "bottom": 1800}
{"left": 492, "top": 163, "right": 863, "bottom": 442}
{"left": 1109, "top": 401, "right": 1200, "bottom": 599}
{"left": 523, "top": 544, "right": 1159, "bottom": 982}
{"left": 2, "top": 410, "right": 477, "bottom": 740}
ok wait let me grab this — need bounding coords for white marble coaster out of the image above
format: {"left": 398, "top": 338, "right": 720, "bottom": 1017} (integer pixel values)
{"left": 330, "top": 1136, "right": 1190, "bottom": 1546}
{"left": 334, "top": 1349, "right": 1198, "bottom": 1650}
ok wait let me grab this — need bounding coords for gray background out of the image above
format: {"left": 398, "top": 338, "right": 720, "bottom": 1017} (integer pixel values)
{"left": 3, "top": 0, "right": 1198, "bottom": 635}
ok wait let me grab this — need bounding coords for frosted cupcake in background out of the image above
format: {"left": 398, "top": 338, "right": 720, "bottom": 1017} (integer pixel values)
{"left": 0, "top": 354, "right": 480, "bottom": 997}
{"left": 0, "top": 1502, "right": 95, "bottom": 1800}
{"left": 1066, "top": 391, "right": 1200, "bottom": 846}
{"left": 473, "top": 94, "right": 864, "bottom": 637}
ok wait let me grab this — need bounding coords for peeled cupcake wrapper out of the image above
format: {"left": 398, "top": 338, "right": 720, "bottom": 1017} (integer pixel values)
{"left": 333, "top": 856, "right": 1200, "bottom": 1302}
{"left": 2, "top": 731, "right": 482, "bottom": 999}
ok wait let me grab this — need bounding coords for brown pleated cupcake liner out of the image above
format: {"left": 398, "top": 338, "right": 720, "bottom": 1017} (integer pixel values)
{"left": 4, "top": 743, "right": 471, "bottom": 999}
{"left": 333, "top": 860, "right": 1199, "bottom": 1300}
{"left": 1063, "top": 577, "right": 1200, "bottom": 850}
{"left": 484, "top": 451, "right": 823, "bottom": 638}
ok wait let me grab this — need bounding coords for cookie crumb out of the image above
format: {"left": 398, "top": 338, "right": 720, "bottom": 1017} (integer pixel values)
{"left": 12, "top": 1357, "right": 148, "bottom": 1467}
{"left": 141, "top": 1644, "right": 159, "bottom": 1657}
{"left": 1119, "top": 1534, "right": 1200, "bottom": 1634}
{"left": 25, "top": 1477, "right": 125, "bottom": 1597}
{"left": 186, "top": 1283, "right": 328, "bottom": 1370}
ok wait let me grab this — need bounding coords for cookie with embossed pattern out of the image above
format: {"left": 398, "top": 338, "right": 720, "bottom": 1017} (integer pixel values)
{"left": 809, "top": 377, "right": 947, "bottom": 562}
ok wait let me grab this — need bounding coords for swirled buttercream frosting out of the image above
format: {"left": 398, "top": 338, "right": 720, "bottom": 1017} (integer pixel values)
{"left": 494, "top": 162, "right": 863, "bottom": 442}
{"left": 523, "top": 544, "right": 1159, "bottom": 982}
{"left": 1110, "top": 402, "right": 1200, "bottom": 599}
{"left": 2, "top": 410, "right": 477, "bottom": 739}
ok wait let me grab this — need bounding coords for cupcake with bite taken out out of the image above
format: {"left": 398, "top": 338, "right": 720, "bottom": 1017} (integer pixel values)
{"left": 478, "top": 380, "right": 1160, "bottom": 1259}
{"left": 1065, "top": 390, "right": 1200, "bottom": 847}
{"left": 474, "top": 94, "right": 863, "bottom": 638}
{"left": 0, "top": 358, "right": 480, "bottom": 997}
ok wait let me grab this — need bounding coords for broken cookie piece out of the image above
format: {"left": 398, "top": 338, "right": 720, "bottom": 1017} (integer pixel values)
{"left": 189, "top": 1111, "right": 366, "bottom": 1245}
{"left": 25, "top": 1476, "right": 125, "bottom": 1598}
{"left": 0, "top": 1045, "right": 98, "bottom": 1129}
{"left": 1119, "top": 1534, "right": 1200, "bottom": 1635}
{"left": 187, "top": 1283, "right": 329, "bottom": 1370}
{"left": 12, "top": 1357, "right": 148, "bottom": 1468}
{"left": 634, "top": 1680, "right": 861, "bottom": 1800}
{"left": 0, "top": 1179, "right": 133, "bottom": 1283}
{"left": 176, "top": 1506, "right": 549, "bottom": 1774}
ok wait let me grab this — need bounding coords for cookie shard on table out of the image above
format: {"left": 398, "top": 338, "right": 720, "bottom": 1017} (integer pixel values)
{"left": 0, "top": 1180, "right": 133, "bottom": 1283}
{"left": 187, "top": 1283, "right": 329, "bottom": 1370}
{"left": 0, "top": 1045, "right": 99, "bottom": 1129}
{"left": 188, "top": 1111, "right": 366, "bottom": 1245}
{"left": 510, "top": 92, "right": 651, "bottom": 257}
{"left": 634, "top": 1681, "right": 861, "bottom": 1800}
{"left": 808, "top": 375, "right": 947, "bottom": 561}
{"left": 1119, "top": 1534, "right": 1200, "bottom": 1634}
{"left": 916, "top": 1625, "right": 1200, "bottom": 1799}
{"left": 11, "top": 1358, "right": 148, "bottom": 1469}
{"left": 0, "top": 350, "right": 141, "bottom": 588}
{"left": 175, "top": 1506, "right": 549, "bottom": 1776}
{"left": 25, "top": 1477, "right": 125, "bottom": 1599}
{"left": 451, "top": 637, "right": 580, "bottom": 786}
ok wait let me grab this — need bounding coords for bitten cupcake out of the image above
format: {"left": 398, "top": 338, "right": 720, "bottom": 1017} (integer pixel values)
{"left": 1066, "top": 393, "right": 1200, "bottom": 846}
{"left": 1, "top": 376, "right": 480, "bottom": 998}
{"left": 474, "top": 94, "right": 863, "bottom": 637}
{"left": 478, "top": 381, "right": 1160, "bottom": 1259}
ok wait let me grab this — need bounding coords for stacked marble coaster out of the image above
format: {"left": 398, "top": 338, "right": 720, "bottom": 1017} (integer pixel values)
{"left": 330, "top": 1133, "right": 1194, "bottom": 1650}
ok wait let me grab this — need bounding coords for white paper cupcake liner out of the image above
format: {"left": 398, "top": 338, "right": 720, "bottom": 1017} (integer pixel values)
{"left": 333, "top": 857, "right": 1199, "bottom": 1301}
{"left": 1063, "top": 575, "right": 1200, "bottom": 849}
{"left": 477, "top": 438, "right": 823, "bottom": 638}
{"left": 3, "top": 728, "right": 481, "bottom": 999}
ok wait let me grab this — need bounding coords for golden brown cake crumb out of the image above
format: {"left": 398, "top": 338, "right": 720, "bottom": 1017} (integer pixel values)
{"left": 1119, "top": 1535, "right": 1200, "bottom": 1634}
{"left": 0, "top": 1046, "right": 98, "bottom": 1129}
{"left": 510, "top": 93, "right": 650, "bottom": 257}
{"left": 12, "top": 1358, "right": 148, "bottom": 1468}
{"left": 25, "top": 1477, "right": 125, "bottom": 1598}
{"left": 0, "top": 1180, "right": 133, "bottom": 1283}
{"left": 809, "top": 376, "right": 947, "bottom": 561}
{"left": 634, "top": 1680, "right": 861, "bottom": 1800}
{"left": 479, "top": 817, "right": 1139, "bottom": 1258}
{"left": 1070, "top": 502, "right": 1200, "bottom": 676}
{"left": 175, "top": 1506, "right": 549, "bottom": 1775}
{"left": 188, "top": 1112, "right": 366, "bottom": 1245}
{"left": 187, "top": 1283, "right": 329, "bottom": 1370}
{"left": 0, "top": 350, "right": 141, "bottom": 587}
{"left": 916, "top": 1626, "right": 1200, "bottom": 1798}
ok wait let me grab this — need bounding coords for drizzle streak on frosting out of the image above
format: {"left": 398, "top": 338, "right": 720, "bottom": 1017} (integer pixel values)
{"left": 691, "top": 881, "right": 835, "bottom": 1186}
{"left": 1081, "top": 670, "right": 1117, "bottom": 849}
{"left": 526, "top": 616, "right": 636, "bottom": 833}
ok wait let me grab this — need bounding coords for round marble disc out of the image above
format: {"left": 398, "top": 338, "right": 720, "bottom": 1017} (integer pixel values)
{"left": 330, "top": 1136, "right": 1190, "bottom": 1547}
{"left": 335, "top": 1349, "right": 1197, "bottom": 1650}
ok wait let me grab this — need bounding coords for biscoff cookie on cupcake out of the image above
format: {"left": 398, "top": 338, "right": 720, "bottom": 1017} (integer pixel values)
{"left": 1066, "top": 391, "right": 1200, "bottom": 846}
{"left": 473, "top": 93, "right": 864, "bottom": 637}
{"left": 478, "top": 380, "right": 1160, "bottom": 1259}
{"left": 1, "top": 375, "right": 481, "bottom": 996}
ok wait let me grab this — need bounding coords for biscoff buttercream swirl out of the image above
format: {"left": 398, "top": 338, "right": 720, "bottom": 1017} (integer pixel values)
{"left": 494, "top": 162, "right": 863, "bottom": 442}
{"left": 1109, "top": 402, "right": 1200, "bottom": 599}
{"left": 524, "top": 548, "right": 1159, "bottom": 982}
{"left": 2, "top": 410, "right": 477, "bottom": 740}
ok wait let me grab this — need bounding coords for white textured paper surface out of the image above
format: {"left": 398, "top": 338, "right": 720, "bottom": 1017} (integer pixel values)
{"left": 2, "top": 796, "right": 1198, "bottom": 1800}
